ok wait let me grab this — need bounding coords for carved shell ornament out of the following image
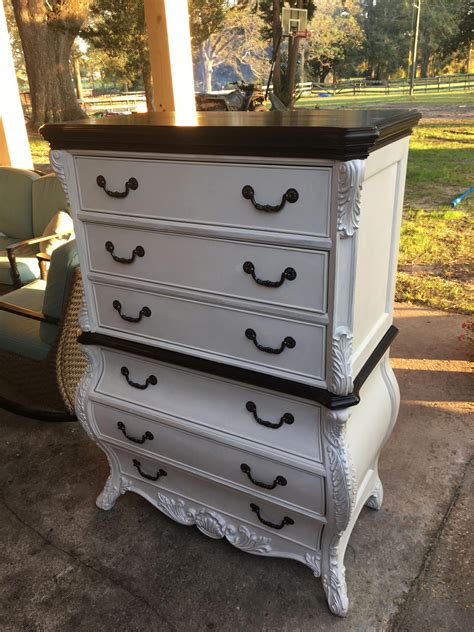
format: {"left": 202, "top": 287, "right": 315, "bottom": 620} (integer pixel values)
{"left": 337, "top": 159, "right": 365, "bottom": 238}
{"left": 49, "top": 150, "right": 70, "bottom": 203}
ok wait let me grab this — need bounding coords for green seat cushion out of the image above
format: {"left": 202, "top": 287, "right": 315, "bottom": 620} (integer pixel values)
{"left": 0, "top": 279, "right": 56, "bottom": 360}
{"left": 0, "top": 167, "right": 38, "bottom": 240}
{"left": 0, "top": 254, "right": 40, "bottom": 285}
{"left": 0, "top": 236, "right": 17, "bottom": 250}
{"left": 1, "top": 279, "right": 46, "bottom": 311}
{"left": 40, "top": 239, "right": 79, "bottom": 346}
{"left": 32, "top": 173, "right": 70, "bottom": 236}
{"left": 0, "top": 310, "right": 54, "bottom": 361}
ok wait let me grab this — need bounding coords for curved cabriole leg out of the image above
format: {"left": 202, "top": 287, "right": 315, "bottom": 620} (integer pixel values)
{"left": 321, "top": 537, "right": 349, "bottom": 617}
{"left": 365, "top": 476, "right": 384, "bottom": 510}
{"left": 96, "top": 473, "right": 122, "bottom": 510}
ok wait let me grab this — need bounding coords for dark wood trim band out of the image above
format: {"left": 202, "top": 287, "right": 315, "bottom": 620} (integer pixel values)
{"left": 353, "top": 325, "right": 399, "bottom": 396}
{"left": 40, "top": 110, "right": 421, "bottom": 161}
{"left": 77, "top": 325, "right": 398, "bottom": 410}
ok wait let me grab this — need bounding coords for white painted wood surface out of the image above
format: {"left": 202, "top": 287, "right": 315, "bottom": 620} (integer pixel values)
{"left": 51, "top": 135, "right": 409, "bottom": 616}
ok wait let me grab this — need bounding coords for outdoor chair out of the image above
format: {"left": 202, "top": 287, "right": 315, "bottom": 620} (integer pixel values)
{"left": 0, "top": 239, "right": 87, "bottom": 420}
{"left": 0, "top": 167, "right": 74, "bottom": 290}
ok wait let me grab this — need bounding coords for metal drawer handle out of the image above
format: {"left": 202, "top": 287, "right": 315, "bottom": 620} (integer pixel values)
{"left": 121, "top": 366, "right": 157, "bottom": 390}
{"left": 242, "top": 185, "right": 299, "bottom": 213}
{"left": 245, "top": 401, "right": 294, "bottom": 429}
{"left": 243, "top": 261, "right": 297, "bottom": 288}
{"left": 113, "top": 300, "right": 151, "bottom": 323}
{"left": 117, "top": 422, "right": 154, "bottom": 444}
{"left": 240, "top": 463, "right": 287, "bottom": 490}
{"left": 97, "top": 175, "right": 138, "bottom": 198}
{"left": 250, "top": 503, "right": 294, "bottom": 530}
{"left": 132, "top": 459, "right": 167, "bottom": 481}
{"left": 245, "top": 328, "right": 296, "bottom": 354}
{"left": 105, "top": 241, "right": 145, "bottom": 264}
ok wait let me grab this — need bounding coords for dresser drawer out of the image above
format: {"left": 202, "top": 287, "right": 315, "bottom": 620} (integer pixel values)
{"left": 74, "top": 157, "right": 331, "bottom": 238}
{"left": 93, "top": 401, "right": 325, "bottom": 516}
{"left": 109, "top": 444, "right": 323, "bottom": 549}
{"left": 91, "top": 282, "right": 326, "bottom": 385}
{"left": 96, "top": 349, "right": 322, "bottom": 463}
{"left": 84, "top": 223, "right": 329, "bottom": 314}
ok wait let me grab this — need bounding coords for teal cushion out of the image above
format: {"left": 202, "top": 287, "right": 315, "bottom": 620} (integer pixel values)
{"left": 0, "top": 236, "right": 17, "bottom": 250}
{"left": 0, "top": 311, "right": 54, "bottom": 361}
{"left": 1, "top": 279, "right": 46, "bottom": 310}
{"left": 0, "top": 167, "right": 38, "bottom": 239}
{"left": 0, "top": 254, "right": 40, "bottom": 285}
{"left": 0, "top": 279, "right": 56, "bottom": 360}
{"left": 32, "top": 173, "right": 70, "bottom": 237}
{"left": 40, "top": 239, "right": 78, "bottom": 346}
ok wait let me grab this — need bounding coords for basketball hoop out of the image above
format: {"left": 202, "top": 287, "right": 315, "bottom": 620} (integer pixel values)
{"left": 293, "top": 29, "right": 310, "bottom": 39}
{"left": 281, "top": 7, "right": 308, "bottom": 38}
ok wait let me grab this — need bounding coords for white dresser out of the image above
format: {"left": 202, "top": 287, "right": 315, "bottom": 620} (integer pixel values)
{"left": 42, "top": 109, "right": 420, "bottom": 617}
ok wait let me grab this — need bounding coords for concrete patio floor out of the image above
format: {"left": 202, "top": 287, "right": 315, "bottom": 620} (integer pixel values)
{"left": 0, "top": 304, "right": 472, "bottom": 631}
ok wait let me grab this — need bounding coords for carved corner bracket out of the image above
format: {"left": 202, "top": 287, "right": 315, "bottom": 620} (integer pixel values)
{"left": 328, "top": 327, "right": 353, "bottom": 396}
{"left": 49, "top": 150, "right": 70, "bottom": 203}
{"left": 337, "top": 159, "right": 365, "bottom": 239}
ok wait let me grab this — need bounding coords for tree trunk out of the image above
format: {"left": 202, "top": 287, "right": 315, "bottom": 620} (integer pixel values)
{"left": 272, "top": 0, "right": 282, "bottom": 95}
{"left": 139, "top": 46, "right": 155, "bottom": 112}
{"left": 11, "top": 0, "right": 90, "bottom": 129}
{"left": 420, "top": 49, "right": 430, "bottom": 78}
{"left": 199, "top": 43, "right": 213, "bottom": 92}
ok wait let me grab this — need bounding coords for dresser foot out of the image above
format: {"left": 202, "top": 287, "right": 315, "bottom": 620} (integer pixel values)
{"left": 96, "top": 473, "right": 127, "bottom": 510}
{"left": 365, "top": 477, "right": 384, "bottom": 511}
{"left": 321, "top": 538, "right": 349, "bottom": 617}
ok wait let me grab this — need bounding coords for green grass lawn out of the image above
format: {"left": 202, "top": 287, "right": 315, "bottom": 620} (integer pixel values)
{"left": 30, "top": 92, "right": 473, "bottom": 315}
{"left": 297, "top": 87, "right": 474, "bottom": 109}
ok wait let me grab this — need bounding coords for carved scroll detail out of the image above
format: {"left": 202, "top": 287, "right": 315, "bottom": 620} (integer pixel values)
{"left": 337, "top": 159, "right": 365, "bottom": 238}
{"left": 49, "top": 150, "right": 70, "bottom": 203}
{"left": 322, "top": 537, "right": 349, "bottom": 617}
{"left": 156, "top": 492, "right": 273, "bottom": 554}
{"left": 328, "top": 327, "right": 353, "bottom": 396}
{"left": 323, "top": 410, "right": 356, "bottom": 535}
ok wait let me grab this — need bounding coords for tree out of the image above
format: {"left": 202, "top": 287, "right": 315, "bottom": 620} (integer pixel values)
{"left": 362, "top": 0, "right": 412, "bottom": 80}
{"left": 82, "top": 0, "right": 154, "bottom": 111}
{"left": 190, "top": 1, "right": 267, "bottom": 91}
{"left": 304, "top": 0, "right": 364, "bottom": 83}
{"left": 259, "top": 0, "right": 316, "bottom": 105}
{"left": 11, "top": 0, "right": 90, "bottom": 128}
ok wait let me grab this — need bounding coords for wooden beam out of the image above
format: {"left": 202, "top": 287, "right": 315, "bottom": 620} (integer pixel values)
{"left": 144, "top": 0, "right": 195, "bottom": 115}
{"left": 0, "top": 2, "right": 32, "bottom": 168}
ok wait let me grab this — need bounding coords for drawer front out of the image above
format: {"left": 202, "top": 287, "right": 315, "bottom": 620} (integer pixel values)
{"left": 92, "top": 282, "right": 326, "bottom": 384}
{"left": 110, "top": 444, "right": 324, "bottom": 548}
{"left": 93, "top": 402, "right": 325, "bottom": 516}
{"left": 97, "top": 349, "right": 322, "bottom": 463}
{"left": 84, "top": 223, "right": 329, "bottom": 314}
{"left": 75, "top": 157, "right": 331, "bottom": 238}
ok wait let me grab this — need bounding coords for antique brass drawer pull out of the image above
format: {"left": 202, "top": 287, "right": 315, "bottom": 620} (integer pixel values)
{"left": 240, "top": 463, "right": 287, "bottom": 490}
{"left": 96, "top": 175, "right": 138, "bottom": 198}
{"left": 113, "top": 300, "right": 151, "bottom": 323}
{"left": 243, "top": 261, "right": 297, "bottom": 288}
{"left": 250, "top": 503, "right": 294, "bottom": 530}
{"left": 105, "top": 241, "right": 145, "bottom": 264}
{"left": 117, "top": 422, "right": 154, "bottom": 444}
{"left": 245, "top": 328, "right": 296, "bottom": 354}
{"left": 241, "top": 185, "right": 299, "bottom": 213}
{"left": 120, "top": 366, "right": 157, "bottom": 390}
{"left": 132, "top": 459, "right": 167, "bottom": 481}
{"left": 245, "top": 401, "right": 294, "bottom": 429}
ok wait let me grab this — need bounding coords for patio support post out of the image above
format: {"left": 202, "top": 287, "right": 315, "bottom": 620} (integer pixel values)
{"left": 144, "top": 0, "right": 196, "bottom": 115}
{"left": 0, "top": 2, "right": 32, "bottom": 168}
